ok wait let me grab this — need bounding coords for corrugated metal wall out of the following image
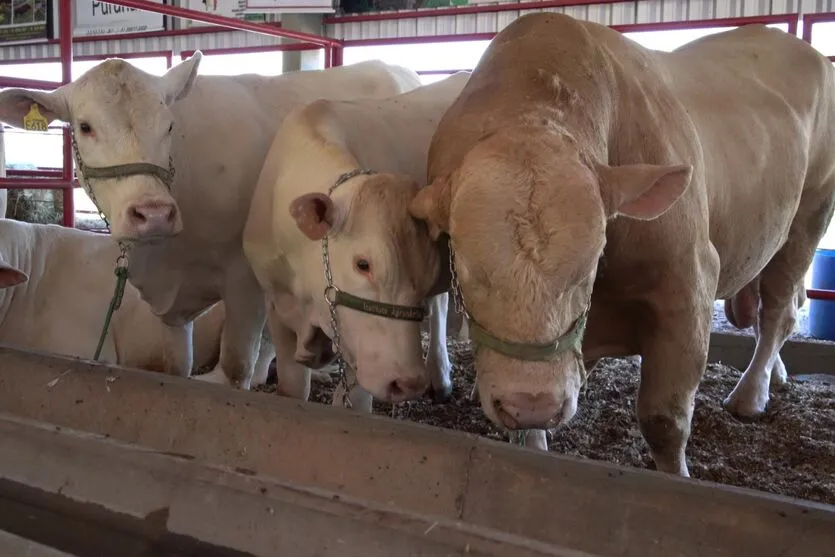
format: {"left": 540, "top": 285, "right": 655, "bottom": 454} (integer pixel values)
{"left": 0, "top": 30, "right": 293, "bottom": 62}
{"left": 0, "top": 0, "right": 832, "bottom": 63}
{"left": 326, "top": 0, "right": 835, "bottom": 41}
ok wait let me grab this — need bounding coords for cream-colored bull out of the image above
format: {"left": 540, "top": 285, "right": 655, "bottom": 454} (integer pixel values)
{"left": 0, "top": 219, "right": 234, "bottom": 375}
{"left": 0, "top": 55, "right": 421, "bottom": 391}
{"left": 409, "top": 13, "right": 835, "bottom": 476}
{"left": 243, "top": 73, "right": 471, "bottom": 408}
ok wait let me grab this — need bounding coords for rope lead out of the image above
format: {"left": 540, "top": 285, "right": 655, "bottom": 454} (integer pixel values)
{"left": 93, "top": 265, "right": 129, "bottom": 361}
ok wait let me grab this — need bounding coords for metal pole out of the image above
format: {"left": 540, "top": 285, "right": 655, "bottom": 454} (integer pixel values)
{"left": 332, "top": 45, "right": 343, "bottom": 67}
{"left": 60, "top": 0, "right": 74, "bottom": 228}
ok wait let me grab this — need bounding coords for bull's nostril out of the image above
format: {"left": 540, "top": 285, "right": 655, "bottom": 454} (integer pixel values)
{"left": 130, "top": 208, "right": 146, "bottom": 223}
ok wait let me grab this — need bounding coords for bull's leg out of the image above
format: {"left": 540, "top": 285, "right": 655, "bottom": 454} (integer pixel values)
{"left": 724, "top": 190, "right": 835, "bottom": 417}
{"left": 458, "top": 318, "right": 470, "bottom": 341}
{"left": 162, "top": 322, "right": 194, "bottom": 377}
{"left": 723, "top": 280, "right": 790, "bottom": 389}
{"left": 251, "top": 324, "right": 276, "bottom": 387}
{"left": 637, "top": 250, "right": 718, "bottom": 477}
{"left": 265, "top": 303, "right": 311, "bottom": 401}
{"left": 723, "top": 283, "right": 802, "bottom": 418}
{"left": 194, "top": 271, "right": 266, "bottom": 390}
{"left": 509, "top": 429, "right": 548, "bottom": 451}
{"left": 426, "top": 292, "right": 453, "bottom": 403}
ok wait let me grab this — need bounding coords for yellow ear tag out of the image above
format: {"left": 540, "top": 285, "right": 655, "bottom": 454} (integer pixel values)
{"left": 23, "top": 103, "right": 49, "bottom": 132}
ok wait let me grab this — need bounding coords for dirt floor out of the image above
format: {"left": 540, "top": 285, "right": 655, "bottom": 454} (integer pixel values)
{"left": 256, "top": 322, "right": 835, "bottom": 507}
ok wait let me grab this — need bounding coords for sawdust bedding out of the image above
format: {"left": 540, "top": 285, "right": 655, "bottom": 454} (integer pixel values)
{"left": 254, "top": 309, "right": 835, "bottom": 507}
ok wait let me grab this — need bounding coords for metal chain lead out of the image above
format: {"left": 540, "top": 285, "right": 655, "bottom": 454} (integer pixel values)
{"left": 322, "top": 233, "right": 352, "bottom": 409}
{"left": 447, "top": 236, "right": 468, "bottom": 319}
{"left": 320, "top": 168, "right": 377, "bottom": 409}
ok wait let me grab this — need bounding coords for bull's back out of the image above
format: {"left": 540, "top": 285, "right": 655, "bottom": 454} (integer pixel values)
{"left": 658, "top": 26, "right": 835, "bottom": 289}
{"left": 170, "top": 61, "right": 422, "bottom": 240}
{"left": 331, "top": 72, "right": 471, "bottom": 180}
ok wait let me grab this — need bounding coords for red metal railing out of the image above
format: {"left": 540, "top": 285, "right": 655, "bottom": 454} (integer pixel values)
{"left": 0, "top": 0, "right": 74, "bottom": 226}
{"left": 0, "top": 0, "right": 343, "bottom": 229}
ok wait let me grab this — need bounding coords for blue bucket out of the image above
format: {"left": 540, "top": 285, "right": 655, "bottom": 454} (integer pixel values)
{"left": 809, "top": 248, "right": 835, "bottom": 340}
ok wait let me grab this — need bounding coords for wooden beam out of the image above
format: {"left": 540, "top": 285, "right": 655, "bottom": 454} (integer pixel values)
{"left": 0, "top": 346, "right": 833, "bottom": 557}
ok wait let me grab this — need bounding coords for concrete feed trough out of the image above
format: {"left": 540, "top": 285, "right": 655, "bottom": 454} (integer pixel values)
{"left": 1, "top": 345, "right": 834, "bottom": 556}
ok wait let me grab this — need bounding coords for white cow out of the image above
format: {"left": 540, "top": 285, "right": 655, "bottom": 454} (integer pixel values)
{"left": 0, "top": 218, "right": 230, "bottom": 374}
{"left": 0, "top": 54, "right": 421, "bottom": 391}
{"left": 242, "top": 73, "right": 471, "bottom": 410}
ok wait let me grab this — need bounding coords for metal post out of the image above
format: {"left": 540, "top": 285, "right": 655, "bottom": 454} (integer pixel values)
{"left": 59, "top": 0, "right": 74, "bottom": 228}
{"left": 332, "top": 45, "right": 344, "bottom": 67}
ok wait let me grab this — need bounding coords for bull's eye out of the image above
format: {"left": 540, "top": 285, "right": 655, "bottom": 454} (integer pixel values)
{"left": 355, "top": 259, "right": 371, "bottom": 274}
{"left": 168, "top": 123, "right": 174, "bottom": 134}
{"left": 79, "top": 122, "right": 92, "bottom": 134}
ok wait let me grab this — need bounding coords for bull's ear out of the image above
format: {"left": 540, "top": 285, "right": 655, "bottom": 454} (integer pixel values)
{"left": 409, "top": 177, "right": 451, "bottom": 241}
{"left": 289, "top": 192, "right": 341, "bottom": 241}
{"left": 0, "top": 87, "right": 69, "bottom": 129}
{"left": 0, "top": 262, "right": 28, "bottom": 288}
{"left": 597, "top": 162, "right": 692, "bottom": 220}
{"left": 161, "top": 51, "right": 202, "bottom": 105}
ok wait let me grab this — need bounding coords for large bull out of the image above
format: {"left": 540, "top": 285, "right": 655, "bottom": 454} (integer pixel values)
{"left": 408, "top": 14, "right": 835, "bottom": 475}
{"left": 0, "top": 55, "right": 421, "bottom": 389}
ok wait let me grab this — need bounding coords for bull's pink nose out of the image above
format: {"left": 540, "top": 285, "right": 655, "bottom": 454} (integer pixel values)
{"left": 386, "top": 376, "right": 428, "bottom": 402}
{"left": 127, "top": 202, "right": 178, "bottom": 236}
{"left": 493, "top": 392, "right": 564, "bottom": 429}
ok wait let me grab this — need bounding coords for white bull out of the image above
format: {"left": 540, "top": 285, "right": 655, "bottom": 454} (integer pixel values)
{"left": 243, "top": 73, "right": 471, "bottom": 409}
{"left": 0, "top": 218, "right": 228, "bottom": 374}
{"left": 0, "top": 54, "right": 421, "bottom": 390}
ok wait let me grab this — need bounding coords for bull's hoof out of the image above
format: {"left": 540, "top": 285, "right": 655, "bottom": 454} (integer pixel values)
{"left": 310, "top": 368, "right": 339, "bottom": 385}
{"left": 191, "top": 367, "right": 231, "bottom": 386}
{"left": 428, "top": 382, "right": 453, "bottom": 404}
{"left": 722, "top": 393, "right": 768, "bottom": 421}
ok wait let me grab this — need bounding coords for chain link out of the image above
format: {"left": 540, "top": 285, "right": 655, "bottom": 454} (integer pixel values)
{"left": 447, "top": 236, "right": 468, "bottom": 319}
{"left": 322, "top": 233, "right": 353, "bottom": 409}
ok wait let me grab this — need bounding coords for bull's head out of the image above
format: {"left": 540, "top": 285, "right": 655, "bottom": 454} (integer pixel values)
{"left": 0, "top": 53, "right": 203, "bottom": 243}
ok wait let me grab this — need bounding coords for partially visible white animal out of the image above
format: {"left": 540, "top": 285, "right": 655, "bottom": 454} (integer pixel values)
{"left": 0, "top": 218, "right": 231, "bottom": 375}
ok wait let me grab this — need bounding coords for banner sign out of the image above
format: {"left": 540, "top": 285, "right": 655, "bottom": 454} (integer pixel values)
{"left": 244, "top": 0, "right": 334, "bottom": 14}
{"left": 73, "top": 0, "right": 166, "bottom": 37}
{"left": 182, "top": 0, "right": 266, "bottom": 27}
{"left": 339, "top": 0, "right": 469, "bottom": 14}
{"left": 0, "top": 0, "right": 52, "bottom": 45}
